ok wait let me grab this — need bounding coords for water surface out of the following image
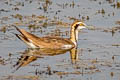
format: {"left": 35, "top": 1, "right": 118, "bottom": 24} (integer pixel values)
{"left": 0, "top": 0, "right": 120, "bottom": 80}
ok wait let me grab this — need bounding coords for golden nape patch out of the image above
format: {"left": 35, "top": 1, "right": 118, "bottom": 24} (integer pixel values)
{"left": 71, "top": 20, "right": 83, "bottom": 27}
{"left": 79, "top": 22, "right": 85, "bottom": 26}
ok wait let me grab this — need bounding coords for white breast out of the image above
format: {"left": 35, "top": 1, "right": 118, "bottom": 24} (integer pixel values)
{"left": 62, "top": 44, "right": 73, "bottom": 49}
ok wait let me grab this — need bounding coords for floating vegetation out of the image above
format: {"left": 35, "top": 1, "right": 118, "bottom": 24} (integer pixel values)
{"left": 45, "top": 0, "right": 52, "bottom": 5}
{"left": 40, "top": 0, "right": 52, "bottom": 12}
{"left": 97, "top": 8, "right": 105, "bottom": 15}
{"left": 34, "top": 66, "right": 100, "bottom": 76}
{"left": 117, "top": 2, "right": 120, "bottom": 8}
{"left": 49, "top": 20, "right": 70, "bottom": 27}
{"left": 11, "top": 15, "right": 48, "bottom": 27}
{"left": 0, "top": 16, "right": 10, "bottom": 22}
{"left": 11, "top": 14, "right": 23, "bottom": 21}
{"left": 106, "top": 0, "right": 115, "bottom": 3}
{"left": 2, "top": 75, "right": 39, "bottom": 80}
{"left": 86, "top": 16, "right": 90, "bottom": 20}
{"left": 46, "top": 28, "right": 61, "bottom": 36}
{"left": 68, "top": 15, "right": 90, "bottom": 21}
{"left": 0, "top": 0, "right": 120, "bottom": 80}
{"left": 115, "top": 20, "right": 120, "bottom": 25}
{"left": 0, "top": 9, "right": 9, "bottom": 12}
{"left": 103, "top": 26, "right": 120, "bottom": 36}
{"left": 112, "top": 44, "right": 120, "bottom": 47}
{"left": 0, "top": 26, "right": 7, "bottom": 33}
{"left": 111, "top": 1, "right": 120, "bottom": 8}
{"left": 70, "top": 1, "right": 75, "bottom": 8}
{"left": 87, "top": 48, "right": 92, "bottom": 52}
{"left": 101, "top": 8, "right": 105, "bottom": 14}
{"left": 56, "top": 1, "right": 81, "bottom": 9}
{"left": 13, "top": 22, "right": 25, "bottom": 26}
{"left": 42, "top": 21, "right": 48, "bottom": 27}
{"left": 68, "top": 16, "right": 79, "bottom": 21}
{"left": 28, "top": 24, "right": 37, "bottom": 30}
{"left": 110, "top": 72, "right": 114, "bottom": 77}
{"left": 12, "top": 7, "right": 20, "bottom": 11}
{"left": 9, "top": 14, "right": 70, "bottom": 31}
{"left": 0, "top": 58, "right": 5, "bottom": 65}
{"left": 37, "top": 15, "right": 47, "bottom": 20}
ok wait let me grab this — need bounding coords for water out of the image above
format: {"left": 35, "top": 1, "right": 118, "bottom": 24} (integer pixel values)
{"left": 0, "top": 0, "right": 120, "bottom": 80}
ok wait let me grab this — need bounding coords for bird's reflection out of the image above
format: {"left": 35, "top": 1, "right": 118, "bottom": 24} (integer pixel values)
{"left": 14, "top": 48, "right": 79, "bottom": 71}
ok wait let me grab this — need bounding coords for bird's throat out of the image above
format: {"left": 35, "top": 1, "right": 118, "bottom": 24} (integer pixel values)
{"left": 70, "top": 28, "right": 78, "bottom": 46}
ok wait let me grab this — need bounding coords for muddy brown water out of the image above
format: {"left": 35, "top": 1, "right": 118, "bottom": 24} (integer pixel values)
{"left": 0, "top": 0, "right": 120, "bottom": 80}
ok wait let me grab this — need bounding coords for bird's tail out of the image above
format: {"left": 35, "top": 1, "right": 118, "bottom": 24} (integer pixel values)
{"left": 12, "top": 25, "right": 30, "bottom": 45}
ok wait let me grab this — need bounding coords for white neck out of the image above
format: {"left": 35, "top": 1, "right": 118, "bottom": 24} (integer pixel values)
{"left": 75, "top": 30, "right": 79, "bottom": 42}
{"left": 70, "top": 21, "right": 86, "bottom": 46}
{"left": 70, "top": 28, "right": 79, "bottom": 46}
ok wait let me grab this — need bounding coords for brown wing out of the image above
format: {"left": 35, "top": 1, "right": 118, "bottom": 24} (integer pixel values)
{"left": 15, "top": 26, "right": 75, "bottom": 49}
{"left": 37, "top": 37, "right": 75, "bottom": 49}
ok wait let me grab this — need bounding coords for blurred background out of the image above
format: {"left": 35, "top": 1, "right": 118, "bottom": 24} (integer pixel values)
{"left": 0, "top": 0, "right": 120, "bottom": 80}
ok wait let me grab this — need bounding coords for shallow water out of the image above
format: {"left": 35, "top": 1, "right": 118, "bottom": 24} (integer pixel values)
{"left": 0, "top": 0, "right": 120, "bottom": 80}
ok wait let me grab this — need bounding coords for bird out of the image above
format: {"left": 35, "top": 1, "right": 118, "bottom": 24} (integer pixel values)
{"left": 14, "top": 21, "right": 87, "bottom": 49}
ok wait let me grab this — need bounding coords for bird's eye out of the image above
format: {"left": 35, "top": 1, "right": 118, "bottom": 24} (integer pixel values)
{"left": 80, "top": 23, "right": 85, "bottom": 26}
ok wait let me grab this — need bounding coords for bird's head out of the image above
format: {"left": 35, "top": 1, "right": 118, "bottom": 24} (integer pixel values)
{"left": 72, "top": 21, "right": 87, "bottom": 30}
